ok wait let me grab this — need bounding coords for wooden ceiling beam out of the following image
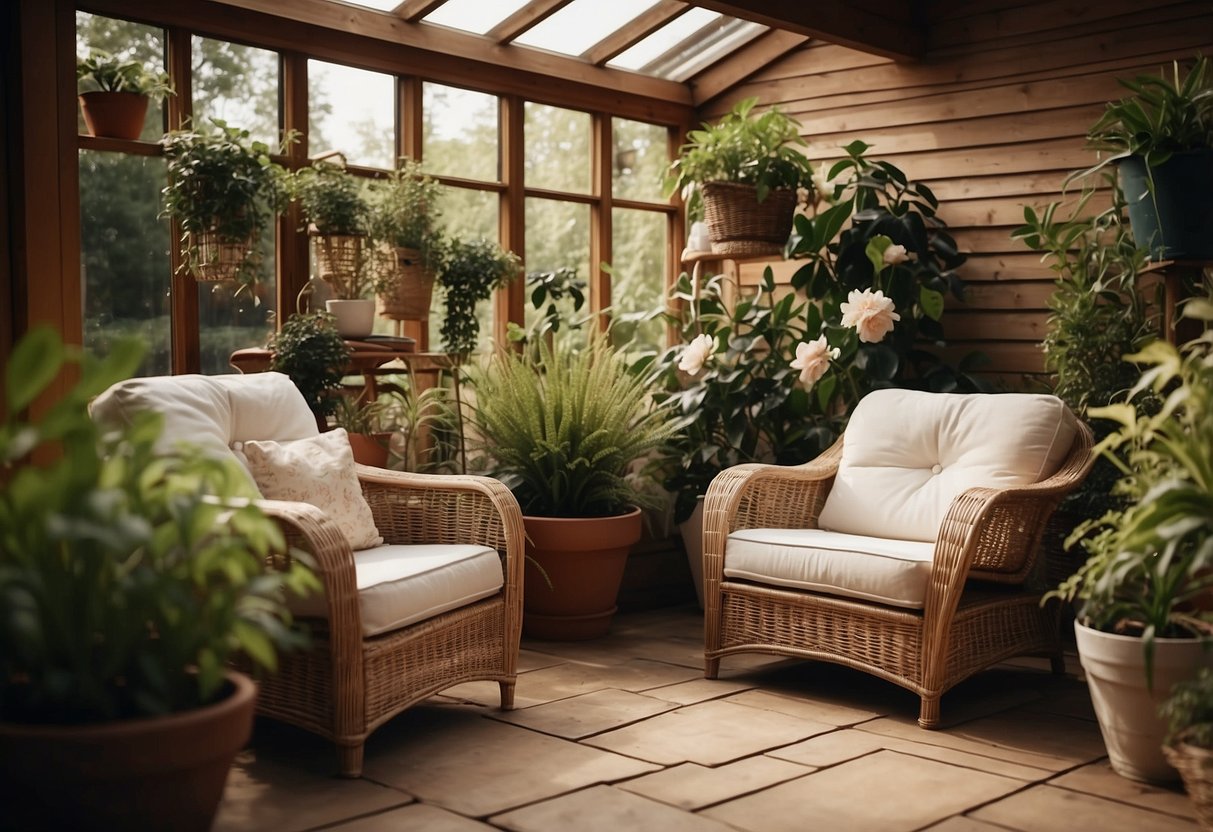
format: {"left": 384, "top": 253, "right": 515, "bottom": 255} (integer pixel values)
{"left": 393, "top": 0, "right": 447, "bottom": 22}
{"left": 124, "top": 0, "right": 694, "bottom": 112}
{"left": 485, "top": 0, "right": 574, "bottom": 44}
{"left": 688, "top": 28, "right": 809, "bottom": 105}
{"left": 677, "top": 0, "right": 923, "bottom": 61}
{"left": 582, "top": 0, "right": 687, "bottom": 66}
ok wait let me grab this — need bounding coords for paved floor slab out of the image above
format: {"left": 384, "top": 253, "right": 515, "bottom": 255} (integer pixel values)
{"left": 326, "top": 803, "right": 497, "bottom": 830}
{"left": 490, "top": 688, "right": 678, "bottom": 739}
{"left": 971, "top": 784, "right": 1199, "bottom": 831}
{"left": 491, "top": 785, "right": 737, "bottom": 832}
{"left": 619, "top": 756, "right": 812, "bottom": 810}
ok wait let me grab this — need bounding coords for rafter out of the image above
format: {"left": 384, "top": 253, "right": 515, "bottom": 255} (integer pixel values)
{"left": 678, "top": 0, "right": 923, "bottom": 61}
{"left": 582, "top": 0, "right": 687, "bottom": 66}
{"left": 393, "top": 0, "right": 448, "bottom": 22}
{"left": 486, "top": 0, "right": 574, "bottom": 44}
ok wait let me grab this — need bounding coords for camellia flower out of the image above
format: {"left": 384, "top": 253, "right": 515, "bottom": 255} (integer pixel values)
{"left": 840, "top": 288, "right": 901, "bottom": 343}
{"left": 678, "top": 333, "right": 715, "bottom": 376}
{"left": 811, "top": 168, "right": 834, "bottom": 203}
{"left": 790, "top": 335, "right": 839, "bottom": 388}
{"left": 882, "top": 243, "right": 915, "bottom": 265}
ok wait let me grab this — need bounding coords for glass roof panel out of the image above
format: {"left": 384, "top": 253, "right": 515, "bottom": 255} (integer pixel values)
{"left": 513, "top": 0, "right": 664, "bottom": 56}
{"left": 607, "top": 7, "right": 722, "bottom": 72}
{"left": 657, "top": 19, "right": 768, "bottom": 81}
{"left": 341, "top": 0, "right": 402, "bottom": 11}
{"left": 423, "top": 0, "right": 532, "bottom": 35}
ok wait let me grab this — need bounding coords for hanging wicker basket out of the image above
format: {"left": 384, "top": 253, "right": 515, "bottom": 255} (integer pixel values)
{"left": 701, "top": 181, "right": 797, "bottom": 257}
{"left": 313, "top": 232, "right": 369, "bottom": 298}
{"left": 1165, "top": 740, "right": 1213, "bottom": 830}
{"left": 377, "top": 245, "right": 437, "bottom": 321}
{"left": 187, "top": 229, "right": 256, "bottom": 282}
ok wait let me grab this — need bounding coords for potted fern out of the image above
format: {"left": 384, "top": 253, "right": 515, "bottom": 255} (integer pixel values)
{"left": 467, "top": 336, "right": 678, "bottom": 639}
{"left": 76, "top": 50, "right": 173, "bottom": 140}
{"left": 0, "top": 328, "right": 316, "bottom": 831}
{"left": 663, "top": 97, "right": 815, "bottom": 256}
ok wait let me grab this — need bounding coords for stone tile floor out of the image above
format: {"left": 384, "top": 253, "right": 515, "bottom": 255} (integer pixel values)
{"left": 215, "top": 605, "right": 1199, "bottom": 831}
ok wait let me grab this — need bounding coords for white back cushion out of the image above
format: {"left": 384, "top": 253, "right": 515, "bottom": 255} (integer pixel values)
{"left": 818, "top": 390, "right": 1078, "bottom": 542}
{"left": 89, "top": 372, "right": 318, "bottom": 491}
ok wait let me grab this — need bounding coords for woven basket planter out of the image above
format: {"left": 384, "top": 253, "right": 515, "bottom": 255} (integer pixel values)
{"left": 1165, "top": 740, "right": 1213, "bottom": 830}
{"left": 377, "top": 246, "right": 437, "bottom": 321}
{"left": 702, "top": 181, "right": 797, "bottom": 257}
{"left": 187, "top": 229, "right": 256, "bottom": 282}
{"left": 313, "top": 233, "right": 369, "bottom": 296}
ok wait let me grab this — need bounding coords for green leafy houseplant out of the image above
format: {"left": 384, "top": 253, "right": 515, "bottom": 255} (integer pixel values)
{"left": 368, "top": 158, "right": 444, "bottom": 265}
{"left": 437, "top": 238, "right": 522, "bottom": 356}
{"left": 468, "top": 336, "right": 678, "bottom": 518}
{"left": 161, "top": 119, "right": 290, "bottom": 283}
{"left": 1051, "top": 305, "right": 1213, "bottom": 665}
{"left": 77, "top": 50, "right": 173, "bottom": 97}
{"left": 292, "top": 160, "right": 374, "bottom": 300}
{"left": 269, "top": 311, "right": 351, "bottom": 424}
{"left": 0, "top": 327, "right": 316, "bottom": 724}
{"left": 663, "top": 96, "right": 814, "bottom": 221}
{"left": 1163, "top": 667, "right": 1213, "bottom": 750}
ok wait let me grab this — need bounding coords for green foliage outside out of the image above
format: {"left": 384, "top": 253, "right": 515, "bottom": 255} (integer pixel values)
{"left": 0, "top": 328, "right": 317, "bottom": 723}
{"left": 77, "top": 49, "right": 173, "bottom": 97}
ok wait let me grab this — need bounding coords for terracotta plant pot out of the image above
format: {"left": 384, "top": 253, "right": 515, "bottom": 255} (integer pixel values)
{"left": 522, "top": 507, "right": 642, "bottom": 640}
{"left": 0, "top": 670, "right": 256, "bottom": 832}
{"left": 348, "top": 431, "right": 393, "bottom": 468}
{"left": 78, "top": 91, "right": 149, "bottom": 140}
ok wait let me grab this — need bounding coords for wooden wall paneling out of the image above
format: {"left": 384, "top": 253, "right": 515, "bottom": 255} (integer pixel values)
{"left": 688, "top": 30, "right": 810, "bottom": 106}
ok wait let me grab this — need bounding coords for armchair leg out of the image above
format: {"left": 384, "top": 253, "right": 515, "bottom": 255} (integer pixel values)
{"left": 918, "top": 696, "right": 941, "bottom": 729}
{"left": 705, "top": 657, "right": 720, "bottom": 679}
{"left": 1050, "top": 654, "right": 1066, "bottom": 675}
{"left": 337, "top": 742, "right": 364, "bottom": 778}
{"left": 499, "top": 680, "right": 516, "bottom": 710}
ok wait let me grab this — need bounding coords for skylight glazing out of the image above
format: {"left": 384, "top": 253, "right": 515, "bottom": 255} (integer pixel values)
{"left": 422, "top": 0, "right": 531, "bottom": 35}
{"left": 607, "top": 7, "right": 722, "bottom": 72}
{"left": 652, "top": 18, "right": 767, "bottom": 81}
{"left": 512, "top": 0, "right": 664, "bottom": 55}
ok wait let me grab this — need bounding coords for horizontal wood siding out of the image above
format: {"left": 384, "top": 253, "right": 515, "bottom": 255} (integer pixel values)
{"left": 700, "top": 0, "right": 1213, "bottom": 383}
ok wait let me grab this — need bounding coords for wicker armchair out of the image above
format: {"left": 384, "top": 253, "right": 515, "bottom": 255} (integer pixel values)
{"left": 91, "top": 373, "right": 524, "bottom": 777}
{"left": 703, "top": 389, "right": 1094, "bottom": 727}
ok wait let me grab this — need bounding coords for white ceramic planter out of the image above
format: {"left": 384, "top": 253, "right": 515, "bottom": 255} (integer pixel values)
{"left": 678, "top": 496, "right": 706, "bottom": 609}
{"left": 325, "top": 298, "right": 375, "bottom": 338}
{"left": 1075, "top": 620, "right": 1213, "bottom": 783}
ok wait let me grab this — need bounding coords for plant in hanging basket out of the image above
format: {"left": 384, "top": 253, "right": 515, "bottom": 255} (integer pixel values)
{"left": 437, "top": 238, "right": 522, "bottom": 356}
{"left": 291, "top": 159, "right": 373, "bottom": 300}
{"left": 76, "top": 50, "right": 173, "bottom": 140}
{"left": 368, "top": 158, "right": 446, "bottom": 319}
{"left": 663, "top": 97, "right": 815, "bottom": 254}
{"left": 161, "top": 119, "right": 291, "bottom": 284}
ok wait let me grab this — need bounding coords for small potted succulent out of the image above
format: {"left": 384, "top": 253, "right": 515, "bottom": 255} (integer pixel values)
{"left": 663, "top": 97, "right": 815, "bottom": 255}
{"left": 368, "top": 158, "right": 446, "bottom": 321}
{"left": 292, "top": 159, "right": 375, "bottom": 336}
{"left": 76, "top": 50, "right": 173, "bottom": 140}
{"left": 161, "top": 119, "right": 290, "bottom": 284}
{"left": 0, "top": 328, "right": 316, "bottom": 831}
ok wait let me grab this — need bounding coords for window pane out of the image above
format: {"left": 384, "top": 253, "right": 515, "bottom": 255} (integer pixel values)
{"left": 80, "top": 150, "right": 171, "bottom": 375}
{"left": 308, "top": 60, "right": 395, "bottom": 169}
{"left": 525, "top": 198, "right": 590, "bottom": 337}
{"left": 192, "top": 37, "right": 280, "bottom": 147}
{"left": 613, "top": 118, "right": 667, "bottom": 203}
{"left": 423, "top": 83, "right": 499, "bottom": 182}
{"left": 525, "top": 103, "right": 590, "bottom": 194}
{"left": 75, "top": 12, "right": 166, "bottom": 142}
{"left": 430, "top": 187, "right": 502, "bottom": 352}
{"left": 611, "top": 208, "right": 667, "bottom": 355}
{"left": 198, "top": 237, "right": 277, "bottom": 375}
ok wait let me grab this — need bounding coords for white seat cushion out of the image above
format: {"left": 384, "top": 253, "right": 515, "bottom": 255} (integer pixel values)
{"left": 724, "top": 528, "right": 935, "bottom": 609}
{"left": 289, "top": 544, "right": 504, "bottom": 637}
{"left": 818, "top": 390, "right": 1077, "bottom": 543}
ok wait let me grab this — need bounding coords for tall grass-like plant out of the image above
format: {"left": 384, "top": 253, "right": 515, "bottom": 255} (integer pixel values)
{"left": 468, "top": 337, "right": 677, "bottom": 517}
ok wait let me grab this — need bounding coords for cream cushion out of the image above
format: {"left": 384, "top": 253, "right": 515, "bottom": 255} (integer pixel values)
{"left": 241, "top": 429, "right": 383, "bottom": 551}
{"left": 818, "top": 390, "right": 1078, "bottom": 543}
{"left": 89, "top": 372, "right": 318, "bottom": 491}
{"left": 725, "top": 529, "right": 935, "bottom": 609}
{"left": 289, "top": 544, "right": 504, "bottom": 637}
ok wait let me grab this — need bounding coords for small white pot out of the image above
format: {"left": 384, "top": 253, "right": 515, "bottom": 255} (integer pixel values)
{"left": 1075, "top": 620, "right": 1213, "bottom": 783}
{"left": 325, "top": 298, "right": 375, "bottom": 338}
{"left": 678, "top": 496, "right": 706, "bottom": 610}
